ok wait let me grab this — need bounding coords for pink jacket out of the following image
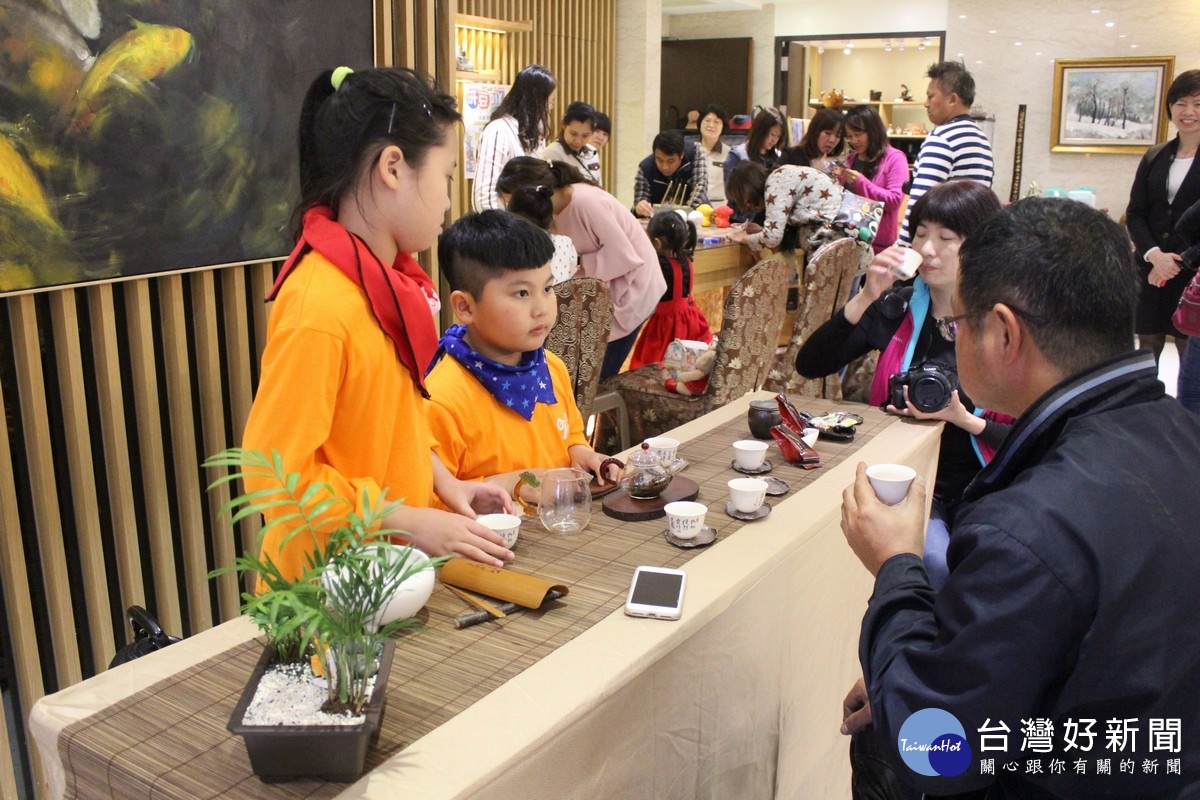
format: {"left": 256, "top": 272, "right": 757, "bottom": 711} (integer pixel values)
{"left": 552, "top": 183, "right": 667, "bottom": 340}
{"left": 846, "top": 145, "right": 909, "bottom": 253}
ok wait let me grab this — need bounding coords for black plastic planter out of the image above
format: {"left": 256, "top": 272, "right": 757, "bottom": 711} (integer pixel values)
{"left": 227, "top": 641, "right": 394, "bottom": 783}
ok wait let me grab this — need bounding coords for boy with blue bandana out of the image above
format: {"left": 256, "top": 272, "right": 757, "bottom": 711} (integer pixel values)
{"left": 426, "top": 211, "right": 618, "bottom": 504}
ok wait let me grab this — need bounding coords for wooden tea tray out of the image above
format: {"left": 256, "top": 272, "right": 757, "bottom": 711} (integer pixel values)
{"left": 601, "top": 476, "right": 700, "bottom": 521}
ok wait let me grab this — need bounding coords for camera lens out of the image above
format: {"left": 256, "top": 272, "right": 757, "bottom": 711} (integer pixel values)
{"left": 910, "top": 373, "right": 953, "bottom": 412}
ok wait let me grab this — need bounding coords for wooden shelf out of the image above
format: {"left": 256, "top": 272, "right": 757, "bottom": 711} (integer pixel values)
{"left": 455, "top": 14, "right": 533, "bottom": 33}
{"left": 456, "top": 69, "right": 503, "bottom": 83}
{"left": 808, "top": 99, "right": 927, "bottom": 131}
{"left": 808, "top": 100, "right": 923, "bottom": 110}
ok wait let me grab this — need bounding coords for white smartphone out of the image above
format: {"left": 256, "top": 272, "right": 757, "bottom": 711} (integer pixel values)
{"left": 624, "top": 566, "right": 687, "bottom": 620}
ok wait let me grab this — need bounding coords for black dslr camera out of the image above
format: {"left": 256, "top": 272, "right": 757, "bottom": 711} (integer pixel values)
{"left": 886, "top": 363, "right": 958, "bottom": 413}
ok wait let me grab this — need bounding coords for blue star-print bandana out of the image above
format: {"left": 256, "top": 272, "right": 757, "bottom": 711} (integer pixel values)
{"left": 429, "top": 324, "right": 557, "bottom": 421}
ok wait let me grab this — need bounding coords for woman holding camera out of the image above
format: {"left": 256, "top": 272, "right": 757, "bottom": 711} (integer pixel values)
{"left": 795, "top": 180, "right": 1010, "bottom": 588}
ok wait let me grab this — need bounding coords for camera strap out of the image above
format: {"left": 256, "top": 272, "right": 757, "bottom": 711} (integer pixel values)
{"left": 870, "top": 278, "right": 931, "bottom": 406}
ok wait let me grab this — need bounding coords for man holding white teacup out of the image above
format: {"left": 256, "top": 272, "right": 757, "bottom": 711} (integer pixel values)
{"left": 838, "top": 198, "right": 1200, "bottom": 798}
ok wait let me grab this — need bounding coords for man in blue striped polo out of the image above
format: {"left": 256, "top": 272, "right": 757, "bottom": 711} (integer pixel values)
{"left": 900, "top": 61, "right": 994, "bottom": 244}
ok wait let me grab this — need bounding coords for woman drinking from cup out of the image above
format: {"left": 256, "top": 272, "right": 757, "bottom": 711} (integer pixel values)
{"left": 794, "top": 180, "right": 1011, "bottom": 588}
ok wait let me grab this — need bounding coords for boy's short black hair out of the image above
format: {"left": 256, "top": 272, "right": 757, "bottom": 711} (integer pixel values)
{"left": 438, "top": 210, "right": 555, "bottom": 297}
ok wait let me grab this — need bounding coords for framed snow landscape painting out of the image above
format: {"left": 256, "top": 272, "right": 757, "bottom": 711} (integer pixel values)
{"left": 1051, "top": 56, "right": 1175, "bottom": 154}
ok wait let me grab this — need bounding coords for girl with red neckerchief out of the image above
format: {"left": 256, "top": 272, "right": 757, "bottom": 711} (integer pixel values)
{"left": 242, "top": 66, "right": 513, "bottom": 583}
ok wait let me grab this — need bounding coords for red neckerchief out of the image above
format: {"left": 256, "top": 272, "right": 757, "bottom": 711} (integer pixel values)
{"left": 268, "top": 205, "right": 439, "bottom": 394}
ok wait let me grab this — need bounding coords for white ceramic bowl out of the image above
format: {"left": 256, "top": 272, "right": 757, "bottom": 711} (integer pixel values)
{"left": 865, "top": 464, "right": 917, "bottom": 506}
{"left": 477, "top": 513, "right": 522, "bottom": 548}
{"left": 732, "top": 439, "right": 769, "bottom": 470}
{"left": 324, "top": 545, "right": 436, "bottom": 631}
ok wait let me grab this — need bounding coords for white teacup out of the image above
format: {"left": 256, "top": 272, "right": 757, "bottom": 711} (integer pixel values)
{"left": 732, "top": 439, "right": 769, "bottom": 470}
{"left": 728, "top": 477, "right": 768, "bottom": 513}
{"left": 664, "top": 501, "right": 707, "bottom": 540}
{"left": 801, "top": 427, "right": 819, "bottom": 449}
{"left": 644, "top": 436, "right": 680, "bottom": 465}
{"left": 893, "top": 247, "right": 924, "bottom": 280}
{"left": 477, "top": 513, "right": 522, "bottom": 548}
{"left": 865, "top": 464, "right": 917, "bottom": 506}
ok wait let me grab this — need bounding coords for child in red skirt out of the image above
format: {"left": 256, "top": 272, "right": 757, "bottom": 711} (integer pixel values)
{"left": 628, "top": 210, "right": 714, "bottom": 370}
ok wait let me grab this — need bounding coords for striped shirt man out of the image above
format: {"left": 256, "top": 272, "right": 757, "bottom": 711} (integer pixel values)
{"left": 900, "top": 114, "right": 994, "bottom": 243}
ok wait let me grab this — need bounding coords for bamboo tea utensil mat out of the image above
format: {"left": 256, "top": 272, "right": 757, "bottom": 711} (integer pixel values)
{"left": 58, "top": 399, "right": 887, "bottom": 800}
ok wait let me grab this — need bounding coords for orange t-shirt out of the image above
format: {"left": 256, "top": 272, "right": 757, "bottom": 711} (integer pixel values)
{"left": 425, "top": 350, "right": 589, "bottom": 481}
{"left": 241, "top": 252, "right": 435, "bottom": 583}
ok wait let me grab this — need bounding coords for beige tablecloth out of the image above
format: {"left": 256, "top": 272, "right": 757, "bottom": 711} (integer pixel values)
{"left": 31, "top": 392, "right": 941, "bottom": 799}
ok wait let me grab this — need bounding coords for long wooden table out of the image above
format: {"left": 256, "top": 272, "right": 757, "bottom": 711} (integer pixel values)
{"left": 31, "top": 393, "right": 941, "bottom": 799}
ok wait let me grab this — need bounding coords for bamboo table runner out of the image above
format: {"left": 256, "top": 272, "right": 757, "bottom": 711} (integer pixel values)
{"left": 58, "top": 399, "right": 887, "bottom": 800}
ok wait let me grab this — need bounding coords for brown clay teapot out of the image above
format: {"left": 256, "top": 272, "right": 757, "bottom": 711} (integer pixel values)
{"left": 821, "top": 89, "right": 845, "bottom": 109}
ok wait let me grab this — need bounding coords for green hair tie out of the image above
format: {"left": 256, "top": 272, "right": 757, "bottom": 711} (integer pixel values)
{"left": 331, "top": 66, "right": 354, "bottom": 91}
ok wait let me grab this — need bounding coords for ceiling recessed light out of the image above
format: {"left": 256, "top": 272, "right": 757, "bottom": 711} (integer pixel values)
{"left": 1014, "top": 42, "right": 1022, "bottom": 46}
{"left": 976, "top": 60, "right": 983, "bottom": 65}
{"left": 1091, "top": 8, "right": 1101, "bottom": 12}
{"left": 1131, "top": 43, "right": 1138, "bottom": 48}
{"left": 1105, "top": 21, "right": 1115, "bottom": 27}
{"left": 1035, "top": 51, "right": 1042, "bottom": 56}
{"left": 843, "top": 46, "right": 851, "bottom": 55}
{"left": 988, "top": 29, "right": 997, "bottom": 34}
{"left": 959, "top": 14, "right": 967, "bottom": 19}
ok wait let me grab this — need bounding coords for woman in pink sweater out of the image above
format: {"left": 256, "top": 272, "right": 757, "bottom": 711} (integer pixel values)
{"left": 497, "top": 157, "right": 666, "bottom": 379}
{"left": 834, "top": 104, "right": 909, "bottom": 254}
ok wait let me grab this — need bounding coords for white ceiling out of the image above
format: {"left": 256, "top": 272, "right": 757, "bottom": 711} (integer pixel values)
{"left": 661, "top": 0, "right": 766, "bottom": 13}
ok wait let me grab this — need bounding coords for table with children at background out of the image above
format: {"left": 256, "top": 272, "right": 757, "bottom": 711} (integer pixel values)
{"left": 31, "top": 392, "right": 942, "bottom": 800}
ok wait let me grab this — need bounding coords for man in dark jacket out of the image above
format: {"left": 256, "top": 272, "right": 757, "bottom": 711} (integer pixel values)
{"left": 840, "top": 197, "right": 1200, "bottom": 799}
{"left": 632, "top": 129, "right": 708, "bottom": 217}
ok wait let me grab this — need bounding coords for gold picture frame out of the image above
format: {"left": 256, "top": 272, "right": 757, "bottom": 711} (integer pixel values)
{"left": 1051, "top": 56, "right": 1175, "bottom": 154}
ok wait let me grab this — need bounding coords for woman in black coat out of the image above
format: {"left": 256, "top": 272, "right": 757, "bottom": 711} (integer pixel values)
{"left": 1125, "top": 69, "right": 1200, "bottom": 363}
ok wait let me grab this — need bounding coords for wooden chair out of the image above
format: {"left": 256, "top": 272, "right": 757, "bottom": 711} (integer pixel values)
{"left": 544, "top": 276, "right": 613, "bottom": 421}
{"left": 602, "top": 258, "right": 790, "bottom": 443}
{"left": 763, "top": 238, "right": 869, "bottom": 398}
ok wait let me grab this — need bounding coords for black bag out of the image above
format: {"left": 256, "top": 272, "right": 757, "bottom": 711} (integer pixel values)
{"left": 108, "top": 606, "right": 182, "bottom": 669}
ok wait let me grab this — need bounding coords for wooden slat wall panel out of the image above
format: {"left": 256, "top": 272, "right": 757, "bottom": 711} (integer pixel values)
{"left": 220, "top": 269, "right": 260, "bottom": 595}
{"left": 87, "top": 285, "right": 147, "bottom": 618}
{"left": 0, "top": 372, "right": 46, "bottom": 798}
{"left": 157, "top": 275, "right": 213, "bottom": 633}
{"left": 47, "top": 291, "right": 116, "bottom": 670}
{"left": 191, "top": 272, "right": 238, "bottom": 619}
{"left": 123, "top": 280, "right": 184, "bottom": 637}
{"left": 9, "top": 296, "right": 82, "bottom": 688}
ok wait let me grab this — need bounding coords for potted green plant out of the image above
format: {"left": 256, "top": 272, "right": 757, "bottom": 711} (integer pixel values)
{"left": 204, "top": 448, "right": 447, "bottom": 782}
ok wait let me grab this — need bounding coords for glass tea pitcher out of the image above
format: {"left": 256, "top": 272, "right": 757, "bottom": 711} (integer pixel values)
{"left": 538, "top": 467, "right": 592, "bottom": 533}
